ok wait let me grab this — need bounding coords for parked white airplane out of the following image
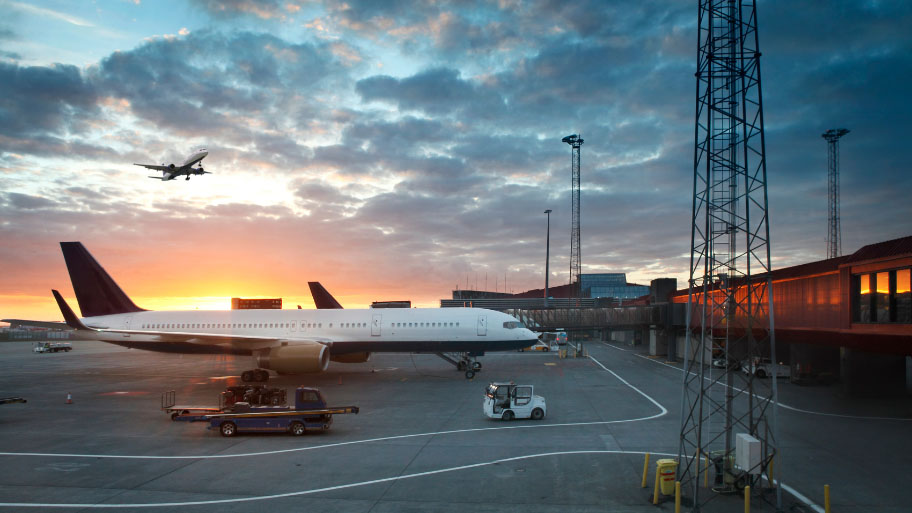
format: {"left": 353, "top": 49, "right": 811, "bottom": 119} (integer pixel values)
{"left": 51, "top": 242, "right": 539, "bottom": 381}
{"left": 135, "top": 148, "right": 209, "bottom": 181}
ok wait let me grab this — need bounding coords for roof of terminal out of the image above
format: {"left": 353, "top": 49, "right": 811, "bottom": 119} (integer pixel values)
{"left": 842, "top": 235, "right": 912, "bottom": 264}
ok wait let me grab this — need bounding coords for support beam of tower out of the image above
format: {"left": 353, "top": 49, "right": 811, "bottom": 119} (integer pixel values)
{"left": 562, "top": 134, "right": 583, "bottom": 300}
{"left": 678, "top": 1, "right": 779, "bottom": 510}
{"left": 822, "top": 128, "right": 849, "bottom": 259}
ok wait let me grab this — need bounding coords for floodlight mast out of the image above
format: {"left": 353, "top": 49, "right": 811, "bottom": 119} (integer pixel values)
{"left": 562, "top": 134, "right": 583, "bottom": 303}
{"left": 822, "top": 128, "right": 849, "bottom": 259}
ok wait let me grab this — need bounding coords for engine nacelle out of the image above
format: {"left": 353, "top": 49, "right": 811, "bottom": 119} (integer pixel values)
{"left": 169, "top": 163, "right": 175, "bottom": 169}
{"left": 330, "top": 352, "right": 371, "bottom": 364}
{"left": 256, "top": 344, "right": 329, "bottom": 374}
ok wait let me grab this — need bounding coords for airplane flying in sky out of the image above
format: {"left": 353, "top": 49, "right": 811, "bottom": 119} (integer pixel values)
{"left": 134, "top": 147, "right": 209, "bottom": 181}
{"left": 48, "top": 243, "right": 539, "bottom": 381}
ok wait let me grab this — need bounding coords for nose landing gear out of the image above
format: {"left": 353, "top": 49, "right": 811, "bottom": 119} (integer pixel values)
{"left": 436, "top": 352, "right": 483, "bottom": 379}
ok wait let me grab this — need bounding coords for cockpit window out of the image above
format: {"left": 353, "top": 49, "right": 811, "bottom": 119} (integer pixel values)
{"left": 503, "top": 321, "right": 525, "bottom": 329}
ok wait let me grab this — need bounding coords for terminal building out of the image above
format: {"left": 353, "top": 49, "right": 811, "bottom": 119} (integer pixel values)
{"left": 444, "top": 273, "right": 649, "bottom": 309}
{"left": 231, "top": 298, "right": 282, "bottom": 310}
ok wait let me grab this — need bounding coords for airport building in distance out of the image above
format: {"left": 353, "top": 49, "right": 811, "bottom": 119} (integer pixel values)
{"left": 231, "top": 298, "right": 282, "bottom": 310}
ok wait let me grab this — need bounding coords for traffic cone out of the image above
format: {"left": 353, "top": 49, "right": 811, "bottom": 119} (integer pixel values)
{"left": 65, "top": 393, "right": 73, "bottom": 404}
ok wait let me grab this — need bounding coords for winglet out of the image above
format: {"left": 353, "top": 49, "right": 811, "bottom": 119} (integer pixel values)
{"left": 52, "top": 290, "right": 93, "bottom": 331}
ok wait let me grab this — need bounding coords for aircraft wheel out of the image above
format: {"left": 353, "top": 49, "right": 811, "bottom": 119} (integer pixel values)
{"left": 531, "top": 408, "right": 544, "bottom": 421}
{"left": 502, "top": 410, "right": 514, "bottom": 421}
{"left": 465, "top": 370, "right": 475, "bottom": 379}
{"left": 473, "top": 361, "right": 482, "bottom": 370}
{"left": 220, "top": 421, "right": 237, "bottom": 437}
{"left": 756, "top": 369, "right": 767, "bottom": 379}
{"left": 289, "top": 422, "right": 306, "bottom": 436}
{"left": 241, "top": 370, "right": 254, "bottom": 382}
{"left": 254, "top": 369, "right": 269, "bottom": 382}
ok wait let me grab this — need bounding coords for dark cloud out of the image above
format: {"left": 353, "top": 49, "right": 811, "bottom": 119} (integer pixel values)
{"left": 0, "top": 62, "right": 98, "bottom": 138}
{"left": 4, "top": 192, "right": 58, "bottom": 210}
{"left": 356, "top": 68, "right": 506, "bottom": 118}
{"left": 89, "top": 31, "right": 341, "bottom": 136}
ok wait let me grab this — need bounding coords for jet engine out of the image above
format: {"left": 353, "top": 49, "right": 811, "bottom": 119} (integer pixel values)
{"left": 169, "top": 163, "right": 175, "bottom": 169}
{"left": 256, "top": 344, "right": 330, "bottom": 374}
{"left": 330, "top": 352, "right": 371, "bottom": 363}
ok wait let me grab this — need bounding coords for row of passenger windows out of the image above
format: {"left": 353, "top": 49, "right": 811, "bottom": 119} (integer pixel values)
{"left": 142, "top": 322, "right": 308, "bottom": 330}
{"left": 393, "top": 322, "right": 459, "bottom": 328}
{"left": 141, "top": 321, "right": 462, "bottom": 330}
{"left": 853, "top": 268, "right": 911, "bottom": 323}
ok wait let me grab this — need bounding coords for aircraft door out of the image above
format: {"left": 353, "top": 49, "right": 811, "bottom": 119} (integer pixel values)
{"left": 123, "top": 316, "right": 132, "bottom": 337}
{"left": 476, "top": 314, "right": 487, "bottom": 336}
{"left": 371, "top": 314, "right": 382, "bottom": 336}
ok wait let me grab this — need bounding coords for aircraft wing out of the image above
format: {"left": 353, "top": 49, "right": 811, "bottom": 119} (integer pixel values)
{"left": 134, "top": 163, "right": 171, "bottom": 171}
{"left": 1, "top": 319, "right": 72, "bottom": 330}
{"left": 51, "top": 290, "right": 331, "bottom": 350}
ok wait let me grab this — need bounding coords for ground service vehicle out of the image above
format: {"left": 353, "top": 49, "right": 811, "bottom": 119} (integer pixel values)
{"left": 172, "top": 386, "right": 358, "bottom": 436}
{"left": 0, "top": 397, "right": 27, "bottom": 405}
{"left": 483, "top": 382, "right": 546, "bottom": 421}
{"left": 33, "top": 342, "right": 72, "bottom": 353}
{"left": 742, "top": 357, "right": 789, "bottom": 379}
{"left": 162, "top": 385, "right": 287, "bottom": 420}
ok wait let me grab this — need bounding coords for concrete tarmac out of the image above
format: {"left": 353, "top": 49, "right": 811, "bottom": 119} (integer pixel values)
{"left": 0, "top": 339, "right": 908, "bottom": 512}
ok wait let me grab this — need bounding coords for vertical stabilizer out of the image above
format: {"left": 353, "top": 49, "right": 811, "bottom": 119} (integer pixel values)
{"left": 308, "top": 282, "right": 344, "bottom": 309}
{"left": 60, "top": 242, "right": 146, "bottom": 317}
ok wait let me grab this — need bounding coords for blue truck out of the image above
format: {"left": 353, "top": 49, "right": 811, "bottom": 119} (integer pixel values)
{"left": 170, "top": 386, "right": 358, "bottom": 437}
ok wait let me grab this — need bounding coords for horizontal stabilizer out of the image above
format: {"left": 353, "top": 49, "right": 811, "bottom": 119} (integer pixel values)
{"left": 51, "top": 290, "right": 92, "bottom": 331}
{"left": 0, "top": 319, "right": 72, "bottom": 330}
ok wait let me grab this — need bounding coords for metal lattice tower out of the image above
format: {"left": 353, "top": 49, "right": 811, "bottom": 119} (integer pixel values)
{"left": 562, "top": 134, "right": 583, "bottom": 300}
{"left": 678, "top": 1, "right": 779, "bottom": 510}
{"left": 822, "top": 128, "right": 849, "bottom": 259}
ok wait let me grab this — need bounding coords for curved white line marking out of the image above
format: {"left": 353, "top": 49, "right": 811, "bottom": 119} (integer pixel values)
{"left": 0, "top": 450, "right": 822, "bottom": 511}
{"left": 0, "top": 418, "right": 659, "bottom": 460}
{"left": 588, "top": 355, "right": 668, "bottom": 416}
{"left": 0, "top": 450, "right": 661, "bottom": 508}
{"left": 604, "top": 342, "right": 912, "bottom": 421}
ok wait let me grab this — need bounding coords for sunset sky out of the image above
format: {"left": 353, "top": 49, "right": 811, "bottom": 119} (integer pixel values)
{"left": 1, "top": 0, "right": 910, "bottom": 321}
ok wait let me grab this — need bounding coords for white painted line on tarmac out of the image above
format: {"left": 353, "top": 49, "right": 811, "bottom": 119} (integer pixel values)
{"left": 0, "top": 450, "right": 669, "bottom": 508}
{"left": 587, "top": 354, "right": 668, "bottom": 416}
{"left": 0, "top": 415, "right": 665, "bottom": 460}
{"left": 603, "top": 342, "right": 912, "bottom": 421}
{"left": 0, "top": 449, "right": 822, "bottom": 510}
{"left": 776, "top": 481, "right": 825, "bottom": 513}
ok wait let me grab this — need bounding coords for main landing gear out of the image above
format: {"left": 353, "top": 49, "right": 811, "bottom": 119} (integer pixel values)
{"left": 241, "top": 369, "right": 270, "bottom": 382}
{"left": 435, "top": 353, "right": 483, "bottom": 379}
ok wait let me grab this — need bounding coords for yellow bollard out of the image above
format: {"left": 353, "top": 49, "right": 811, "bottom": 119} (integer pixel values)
{"left": 825, "top": 484, "right": 830, "bottom": 513}
{"left": 652, "top": 464, "right": 661, "bottom": 505}
{"left": 675, "top": 481, "right": 681, "bottom": 513}
{"left": 703, "top": 454, "right": 710, "bottom": 488}
{"left": 744, "top": 484, "right": 750, "bottom": 513}
{"left": 641, "top": 453, "right": 650, "bottom": 488}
